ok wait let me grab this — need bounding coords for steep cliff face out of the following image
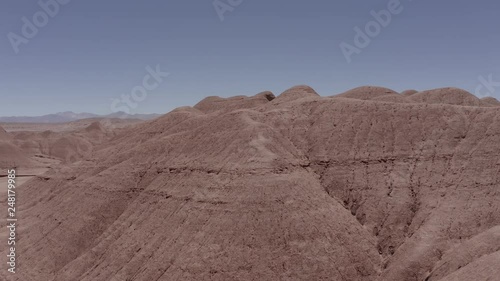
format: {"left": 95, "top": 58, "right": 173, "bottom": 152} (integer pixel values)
{"left": 7, "top": 87, "right": 500, "bottom": 281}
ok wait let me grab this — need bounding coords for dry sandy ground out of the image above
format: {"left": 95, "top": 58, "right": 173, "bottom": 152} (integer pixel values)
{"left": 1, "top": 86, "right": 500, "bottom": 281}
{"left": 0, "top": 118, "right": 147, "bottom": 169}
{"left": 1, "top": 117, "right": 142, "bottom": 133}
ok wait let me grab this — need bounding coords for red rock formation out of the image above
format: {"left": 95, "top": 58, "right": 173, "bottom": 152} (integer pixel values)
{"left": 5, "top": 86, "right": 500, "bottom": 281}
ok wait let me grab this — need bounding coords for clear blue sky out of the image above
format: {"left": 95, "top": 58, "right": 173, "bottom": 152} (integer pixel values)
{"left": 1, "top": 0, "right": 499, "bottom": 116}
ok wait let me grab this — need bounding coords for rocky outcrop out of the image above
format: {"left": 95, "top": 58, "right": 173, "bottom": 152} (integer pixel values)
{"left": 334, "top": 86, "right": 399, "bottom": 100}
{"left": 7, "top": 86, "right": 500, "bottom": 281}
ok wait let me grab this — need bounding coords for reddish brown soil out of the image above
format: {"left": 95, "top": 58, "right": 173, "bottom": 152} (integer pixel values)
{"left": 1, "top": 86, "right": 500, "bottom": 281}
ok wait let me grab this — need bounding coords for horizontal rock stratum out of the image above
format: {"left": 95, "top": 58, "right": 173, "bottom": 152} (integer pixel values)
{"left": 6, "top": 86, "right": 500, "bottom": 281}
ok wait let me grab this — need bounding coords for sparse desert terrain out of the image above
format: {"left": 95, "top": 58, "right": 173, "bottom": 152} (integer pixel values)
{"left": 1, "top": 86, "right": 500, "bottom": 281}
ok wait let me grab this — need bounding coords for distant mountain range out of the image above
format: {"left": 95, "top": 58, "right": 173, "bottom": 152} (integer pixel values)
{"left": 0, "top": 111, "right": 161, "bottom": 123}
